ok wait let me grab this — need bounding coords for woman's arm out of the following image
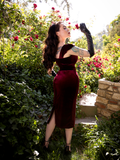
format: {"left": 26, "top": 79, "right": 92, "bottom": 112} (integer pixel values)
{"left": 66, "top": 23, "right": 94, "bottom": 58}
{"left": 68, "top": 46, "right": 90, "bottom": 57}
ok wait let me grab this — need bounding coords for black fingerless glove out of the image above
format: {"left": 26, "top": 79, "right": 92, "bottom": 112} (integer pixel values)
{"left": 52, "top": 69, "right": 56, "bottom": 77}
{"left": 80, "top": 23, "right": 95, "bottom": 58}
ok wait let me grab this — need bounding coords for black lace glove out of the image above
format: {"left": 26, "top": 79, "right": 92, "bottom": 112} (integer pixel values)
{"left": 80, "top": 23, "right": 95, "bottom": 57}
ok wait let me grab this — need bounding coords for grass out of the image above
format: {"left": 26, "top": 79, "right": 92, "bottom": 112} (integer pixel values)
{"left": 34, "top": 124, "right": 95, "bottom": 160}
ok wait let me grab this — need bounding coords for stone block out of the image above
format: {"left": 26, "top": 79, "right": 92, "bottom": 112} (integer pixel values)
{"left": 96, "top": 102, "right": 106, "bottom": 109}
{"left": 99, "top": 79, "right": 113, "bottom": 85}
{"left": 107, "top": 104, "right": 120, "bottom": 111}
{"left": 106, "top": 91, "right": 113, "bottom": 95}
{"left": 118, "top": 88, "right": 120, "bottom": 93}
{"left": 98, "top": 84, "right": 109, "bottom": 89}
{"left": 97, "top": 89, "right": 106, "bottom": 97}
{"left": 112, "top": 93, "right": 120, "bottom": 100}
{"left": 96, "top": 96, "right": 108, "bottom": 104}
{"left": 106, "top": 94, "right": 112, "bottom": 99}
{"left": 101, "top": 109, "right": 112, "bottom": 118}
{"left": 97, "top": 107, "right": 101, "bottom": 114}
{"left": 108, "top": 86, "right": 113, "bottom": 91}
{"left": 109, "top": 100, "right": 118, "bottom": 105}
{"left": 114, "top": 83, "right": 120, "bottom": 87}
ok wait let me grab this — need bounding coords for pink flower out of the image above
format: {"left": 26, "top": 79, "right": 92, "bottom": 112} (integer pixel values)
{"left": 98, "top": 49, "right": 100, "bottom": 52}
{"left": 14, "top": 36, "right": 18, "bottom": 41}
{"left": 109, "top": 63, "right": 111, "bottom": 65}
{"left": 52, "top": 7, "right": 55, "bottom": 10}
{"left": 33, "top": 3, "right": 37, "bottom": 9}
{"left": 12, "top": 43, "right": 14, "bottom": 47}
{"left": 35, "top": 45, "right": 38, "bottom": 48}
{"left": 98, "top": 74, "right": 101, "bottom": 78}
{"left": 58, "top": 15, "right": 61, "bottom": 18}
{"left": 118, "top": 38, "right": 120, "bottom": 42}
{"left": 22, "top": 20, "right": 25, "bottom": 25}
{"left": 30, "top": 37, "right": 33, "bottom": 41}
{"left": 114, "top": 43, "right": 119, "bottom": 47}
{"left": 66, "top": 17, "right": 69, "bottom": 21}
{"left": 84, "top": 85, "right": 87, "bottom": 88}
{"left": 24, "top": 38, "right": 28, "bottom": 41}
{"left": 68, "top": 22, "right": 71, "bottom": 24}
{"left": 75, "top": 24, "right": 79, "bottom": 29}
{"left": 105, "top": 58, "right": 109, "bottom": 61}
{"left": 56, "top": 10, "right": 60, "bottom": 13}
{"left": 35, "top": 34, "right": 38, "bottom": 39}
{"left": 91, "top": 68, "right": 94, "bottom": 71}
{"left": 18, "top": 30, "right": 20, "bottom": 33}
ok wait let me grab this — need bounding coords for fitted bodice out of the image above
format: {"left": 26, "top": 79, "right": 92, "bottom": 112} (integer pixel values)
{"left": 56, "top": 44, "right": 78, "bottom": 70}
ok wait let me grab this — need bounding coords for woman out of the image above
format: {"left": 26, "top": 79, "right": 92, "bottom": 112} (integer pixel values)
{"left": 43, "top": 22, "right": 94, "bottom": 153}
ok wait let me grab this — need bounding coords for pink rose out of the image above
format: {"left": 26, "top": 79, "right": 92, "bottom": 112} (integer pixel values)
{"left": 30, "top": 37, "right": 33, "bottom": 41}
{"left": 35, "top": 34, "right": 38, "bottom": 39}
{"left": 58, "top": 15, "right": 61, "bottom": 18}
{"left": 56, "top": 10, "right": 60, "bottom": 13}
{"left": 14, "top": 36, "right": 18, "bottom": 41}
{"left": 52, "top": 7, "right": 55, "bottom": 10}
{"left": 66, "top": 17, "right": 69, "bottom": 21}
{"left": 98, "top": 74, "right": 101, "bottom": 78}
{"left": 18, "top": 30, "right": 20, "bottom": 33}
{"left": 35, "top": 45, "right": 38, "bottom": 48}
{"left": 33, "top": 4, "right": 37, "bottom": 9}
{"left": 75, "top": 24, "right": 79, "bottom": 29}
{"left": 118, "top": 38, "right": 120, "bottom": 42}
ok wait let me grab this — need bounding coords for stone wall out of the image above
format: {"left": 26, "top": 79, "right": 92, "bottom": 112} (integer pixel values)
{"left": 95, "top": 78, "right": 120, "bottom": 118}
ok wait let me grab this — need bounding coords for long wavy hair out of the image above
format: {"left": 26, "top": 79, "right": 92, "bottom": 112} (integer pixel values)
{"left": 43, "top": 22, "right": 61, "bottom": 70}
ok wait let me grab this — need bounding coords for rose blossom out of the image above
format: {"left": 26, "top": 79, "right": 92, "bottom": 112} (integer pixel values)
{"left": 98, "top": 74, "right": 101, "bottom": 78}
{"left": 35, "top": 34, "right": 38, "bottom": 39}
{"left": 118, "top": 38, "right": 120, "bottom": 42}
{"left": 58, "top": 15, "right": 61, "bottom": 18}
{"left": 84, "top": 85, "right": 87, "bottom": 88}
{"left": 22, "top": 20, "right": 25, "bottom": 25}
{"left": 30, "top": 37, "right": 33, "bottom": 41}
{"left": 75, "top": 24, "right": 79, "bottom": 29}
{"left": 14, "top": 36, "right": 18, "bottom": 41}
{"left": 35, "top": 45, "right": 38, "bottom": 48}
{"left": 52, "top": 7, "right": 55, "bottom": 10}
{"left": 56, "top": 10, "right": 60, "bottom": 13}
{"left": 66, "top": 17, "right": 69, "bottom": 21}
{"left": 33, "top": 4, "right": 37, "bottom": 9}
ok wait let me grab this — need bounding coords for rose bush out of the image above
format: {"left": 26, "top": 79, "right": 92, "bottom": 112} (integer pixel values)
{"left": 102, "top": 35, "right": 120, "bottom": 82}
{"left": 0, "top": 1, "right": 82, "bottom": 159}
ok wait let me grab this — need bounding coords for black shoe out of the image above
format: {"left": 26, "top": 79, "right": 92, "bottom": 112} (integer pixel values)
{"left": 64, "top": 144, "right": 71, "bottom": 155}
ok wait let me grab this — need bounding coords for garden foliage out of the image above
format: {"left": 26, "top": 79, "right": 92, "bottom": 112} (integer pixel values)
{"left": 0, "top": 1, "right": 120, "bottom": 159}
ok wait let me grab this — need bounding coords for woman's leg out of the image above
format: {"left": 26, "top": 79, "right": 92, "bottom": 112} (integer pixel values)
{"left": 45, "top": 111, "right": 56, "bottom": 148}
{"left": 65, "top": 128, "right": 73, "bottom": 151}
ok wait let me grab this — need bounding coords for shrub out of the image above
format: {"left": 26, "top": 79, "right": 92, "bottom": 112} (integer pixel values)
{"left": 87, "top": 111, "right": 120, "bottom": 160}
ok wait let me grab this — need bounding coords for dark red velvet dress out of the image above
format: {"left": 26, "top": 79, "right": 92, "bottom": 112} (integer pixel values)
{"left": 47, "top": 44, "right": 79, "bottom": 128}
